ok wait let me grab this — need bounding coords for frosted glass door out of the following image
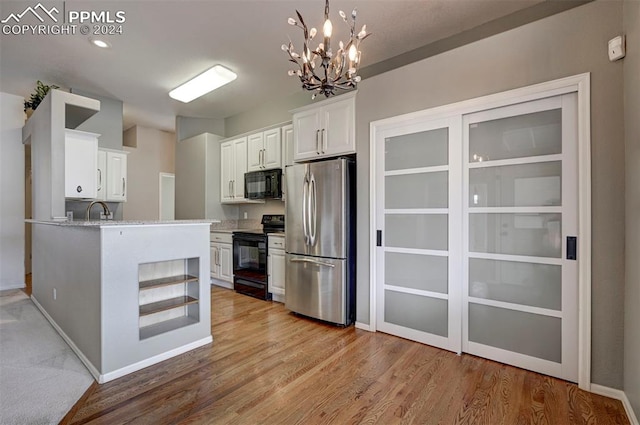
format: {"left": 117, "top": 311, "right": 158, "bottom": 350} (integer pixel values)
{"left": 375, "top": 117, "right": 461, "bottom": 352}
{"left": 463, "top": 94, "right": 578, "bottom": 382}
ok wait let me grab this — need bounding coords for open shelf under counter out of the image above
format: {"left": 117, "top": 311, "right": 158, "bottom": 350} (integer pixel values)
{"left": 139, "top": 296, "right": 199, "bottom": 317}
{"left": 139, "top": 274, "right": 198, "bottom": 291}
{"left": 139, "top": 316, "right": 200, "bottom": 340}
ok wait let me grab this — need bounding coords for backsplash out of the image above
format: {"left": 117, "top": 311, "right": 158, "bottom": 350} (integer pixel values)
{"left": 210, "top": 219, "right": 261, "bottom": 230}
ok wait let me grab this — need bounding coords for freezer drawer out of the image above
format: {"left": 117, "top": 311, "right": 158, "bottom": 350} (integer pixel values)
{"left": 285, "top": 254, "right": 348, "bottom": 325}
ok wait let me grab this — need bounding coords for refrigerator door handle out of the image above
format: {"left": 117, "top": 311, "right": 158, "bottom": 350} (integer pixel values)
{"left": 289, "top": 256, "right": 336, "bottom": 268}
{"left": 309, "top": 173, "right": 317, "bottom": 246}
{"left": 302, "top": 172, "right": 310, "bottom": 245}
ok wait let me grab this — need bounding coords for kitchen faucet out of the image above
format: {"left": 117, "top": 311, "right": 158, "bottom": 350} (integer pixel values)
{"left": 85, "top": 201, "right": 113, "bottom": 221}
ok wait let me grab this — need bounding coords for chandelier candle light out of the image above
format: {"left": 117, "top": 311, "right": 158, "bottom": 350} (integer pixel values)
{"left": 283, "top": 0, "right": 370, "bottom": 98}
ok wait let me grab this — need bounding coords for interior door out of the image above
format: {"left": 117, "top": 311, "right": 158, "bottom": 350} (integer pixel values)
{"left": 375, "top": 116, "right": 462, "bottom": 352}
{"left": 462, "top": 93, "right": 578, "bottom": 382}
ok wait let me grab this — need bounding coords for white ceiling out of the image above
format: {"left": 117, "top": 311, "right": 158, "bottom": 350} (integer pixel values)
{"left": 0, "top": 0, "right": 552, "bottom": 132}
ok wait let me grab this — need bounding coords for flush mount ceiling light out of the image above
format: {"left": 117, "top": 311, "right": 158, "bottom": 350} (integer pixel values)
{"left": 169, "top": 65, "right": 237, "bottom": 103}
{"left": 282, "top": 0, "right": 370, "bottom": 99}
{"left": 89, "top": 37, "right": 111, "bottom": 48}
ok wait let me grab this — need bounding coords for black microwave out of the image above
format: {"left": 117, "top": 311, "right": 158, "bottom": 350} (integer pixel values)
{"left": 245, "top": 169, "right": 282, "bottom": 199}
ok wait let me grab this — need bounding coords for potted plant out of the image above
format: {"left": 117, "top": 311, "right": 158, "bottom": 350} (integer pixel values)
{"left": 24, "top": 80, "right": 59, "bottom": 116}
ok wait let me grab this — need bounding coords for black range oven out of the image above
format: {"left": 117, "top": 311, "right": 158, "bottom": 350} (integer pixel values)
{"left": 232, "top": 214, "right": 284, "bottom": 300}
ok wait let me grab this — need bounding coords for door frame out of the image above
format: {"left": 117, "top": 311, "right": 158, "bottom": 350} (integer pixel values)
{"left": 367, "top": 73, "right": 591, "bottom": 390}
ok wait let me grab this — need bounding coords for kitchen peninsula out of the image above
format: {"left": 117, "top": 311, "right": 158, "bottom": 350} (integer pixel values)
{"left": 23, "top": 89, "right": 214, "bottom": 383}
{"left": 29, "top": 219, "right": 215, "bottom": 383}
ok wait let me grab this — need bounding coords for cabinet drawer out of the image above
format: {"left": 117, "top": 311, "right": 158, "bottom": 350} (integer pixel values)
{"left": 268, "top": 235, "right": 285, "bottom": 250}
{"left": 211, "top": 232, "right": 232, "bottom": 244}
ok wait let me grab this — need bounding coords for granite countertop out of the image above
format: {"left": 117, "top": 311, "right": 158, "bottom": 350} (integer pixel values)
{"left": 27, "top": 219, "right": 221, "bottom": 227}
{"left": 210, "top": 228, "right": 261, "bottom": 234}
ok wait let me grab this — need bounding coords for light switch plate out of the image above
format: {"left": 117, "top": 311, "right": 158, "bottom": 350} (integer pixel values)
{"left": 608, "top": 35, "right": 625, "bottom": 61}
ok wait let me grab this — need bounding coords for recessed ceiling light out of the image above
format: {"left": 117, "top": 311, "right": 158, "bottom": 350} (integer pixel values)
{"left": 169, "top": 65, "right": 237, "bottom": 103}
{"left": 89, "top": 37, "right": 111, "bottom": 48}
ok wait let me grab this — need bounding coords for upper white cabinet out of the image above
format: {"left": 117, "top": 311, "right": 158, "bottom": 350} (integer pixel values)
{"left": 96, "top": 148, "right": 128, "bottom": 202}
{"left": 247, "top": 128, "right": 281, "bottom": 172}
{"left": 292, "top": 92, "right": 355, "bottom": 161}
{"left": 220, "top": 137, "right": 250, "bottom": 202}
{"left": 106, "top": 151, "right": 128, "bottom": 202}
{"left": 282, "top": 124, "right": 294, "bottom": 169}
{"left": 65, "top": 129, "right": 98, "bottom": 199}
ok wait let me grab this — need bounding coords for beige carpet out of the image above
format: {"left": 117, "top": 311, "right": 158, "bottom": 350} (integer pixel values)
{"left": 0, "top": 290, "right": 94, "bottom": 424}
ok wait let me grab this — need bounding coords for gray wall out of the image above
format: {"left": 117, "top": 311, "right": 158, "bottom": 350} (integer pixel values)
{"left": 176, "top": 116, "right": 225, "bottom": 141}
{"left": 123, "top": 125, "right": 176, "bottom": 220}
{"left": 624, "top": 0, "right": 640, "bottom": 418}
{"left": 70, "top": 89, "right": 123, "bottom": 150}
{"left": 355, "top": 0, "right": 625, "bottom": 389}
{"left": 225, "top": 91, "right": 311, "bottom": 137}
{"left": 0, "top": 92, "right": 25, "bottom": 290}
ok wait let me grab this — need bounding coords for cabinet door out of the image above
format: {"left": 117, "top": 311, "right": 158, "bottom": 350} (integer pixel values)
{"left": 106, "top": 151, "right": 127, "bottom": 202}
{"left": 268, "top": 249, "right": 286, "bottom": 296}
{"left": 323, "top": 96, "right": 355, "bottom": 157}
{"left": 65, "top": 131, "right": 98, "bottom": 199}
{"left": 220, "top": 141, "right": 234, "bottom": 202}
{"left": 96, "top": 150, "right": 106, "bottom": 201}
{"left": 262, "top": 128, "right": 282, "bottom": 170}
{"left": 219, "top": 243, "right": 233, "bottom": 282}
{"left": 282, "top": 125, "right": 294, "bottom": 168}
{"left": 293, "top": 108, "right": 322, "bottom": 161}
{"left": 232, "top": 138, "right": 247, "bottom": 199}
{"left": 247, "top": 133, "right": 264, "bottom": 172}
{"left": 210, "top": 244, "right": 220, "bottom": 279}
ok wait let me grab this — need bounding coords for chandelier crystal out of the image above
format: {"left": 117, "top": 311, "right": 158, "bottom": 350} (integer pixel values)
{"left": 282, "top": 0, "right": 370, "bottom": 99}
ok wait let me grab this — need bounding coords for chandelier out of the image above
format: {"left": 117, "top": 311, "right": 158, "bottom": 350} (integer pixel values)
{"left": 282, "top": 0, "right": 370, "bottom": 99}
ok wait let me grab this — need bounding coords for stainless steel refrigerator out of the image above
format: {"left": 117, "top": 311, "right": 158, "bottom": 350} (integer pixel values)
{"left": 285, "top": 157, "right": 356, "bottom": 326}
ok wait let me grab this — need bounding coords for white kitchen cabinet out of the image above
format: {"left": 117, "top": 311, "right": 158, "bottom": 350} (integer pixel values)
{"left": 96, "top": 150, "right": 107, "bottom": 201}
{"left": 65, "top": 129, "right": 98, "bottom": 199}
{"left": 247, "top": 128, "right": 282, "bottom": 172}
{"left": 281, "top": 124, "right": 294, "bottom": 202}
{"left": 268, "top": 234, "right": 286, "bottom": 301}
{"left": 221, "top": 137, "right": 258, "bottom": 203}
{"left": 211, "top": 232, "right": 233, "bottom": 288}
{"left": 282, "top": 124, "right": 294, "bottom": 169}
{"left": 106, "top": 151, "right": 127, "bottom": 202}
{"left": 292, "top": 92, "right": 355, "bottom": 161}
{"left": 95, "top": 149, "right": 128, "bottom": 202}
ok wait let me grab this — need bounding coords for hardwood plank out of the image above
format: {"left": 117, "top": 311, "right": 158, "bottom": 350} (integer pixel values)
{"left": 65, "top": 286, "right": 631, "bottom": 425}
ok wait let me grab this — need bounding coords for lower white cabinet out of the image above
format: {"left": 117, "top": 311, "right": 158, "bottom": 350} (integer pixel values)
{"left": 97, "top": 148, "right": 128, "bottom": 202}
{"left": 65, "top": 129, "right": 98, "bottom": 199}
{"left": 268, "top": 235, "right": 285, "bottom": 301}
{"left": 211, "top": 232, "right": 233, "bottom": 287}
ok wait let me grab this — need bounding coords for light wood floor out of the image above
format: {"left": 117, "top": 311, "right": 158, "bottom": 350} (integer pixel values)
{"left": 62, "top": 286, "right": 629, "bottom": 424}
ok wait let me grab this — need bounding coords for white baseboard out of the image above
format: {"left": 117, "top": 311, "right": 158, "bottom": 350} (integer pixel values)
{"left": 0, "top": 283, "right": 26, "bottom": 291}
{"left": 210, "top": 279, "right": 233, "bottom": 289}
{"left": 355, "top": 321, "right": 374, "bottom": 332}
{"left": 590, "top": 384, "right": 639, "bottom": 425}
{"left": 31, "top": 295, "right": 102, "bottom": 382}
{"left": 32, "top": 295, "right": 213, "bottom": 384}
{"left": 99, "top": 336, "right": 212, "bottom": 383}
